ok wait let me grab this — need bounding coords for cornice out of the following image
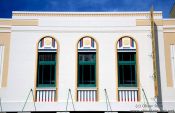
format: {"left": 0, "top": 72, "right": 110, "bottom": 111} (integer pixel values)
{"left": 12, "top": 11, "right": 162, "bottom": 17}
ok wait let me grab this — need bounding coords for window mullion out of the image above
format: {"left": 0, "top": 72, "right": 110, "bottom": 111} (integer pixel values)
{"left": 54, "top": 63, "right": 56, "bottom": 86}
{"left": 130, "top": 62, "right": 132, "bottom": 86}
{"left": 90, "top": 65, "right": 91, "bottom": 85}
{"left": 118, "top": 65, "right": 120, "bottom": 86}
{"left": 95, "top": 64, "right": 96, "bottom": 86}
{"left": 50, "top": 64, "right": 51, "bottom": 85}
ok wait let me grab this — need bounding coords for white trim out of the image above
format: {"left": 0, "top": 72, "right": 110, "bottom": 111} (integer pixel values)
{"left": 118, "top": 87, "right": 138, "bottom": 90}
{"left": 163, "top": 26, "right": 175, "bottom": 28}
{"left": 12, "top": 11, "right": 163, "bottom": 15}
{"left": 0, "top": 30, "right": 11, "bottom": 33}
{"left": 170, "top": 44, "right": 175, "bottom": 88}
{"left": 77, "top": 87, "right": 97, "bottom": 90}
{"left": 36, "top": 87, "right": 56, "bottom": 90}
{"left": 0, "top": 45, "right": 4, "bottom": 88}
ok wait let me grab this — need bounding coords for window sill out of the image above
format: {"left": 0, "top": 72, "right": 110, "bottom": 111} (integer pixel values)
{"left": 118, "top": 87, "right": 138, "bottom": 90}
{"left": 77, "top": 87, "right": 97, "bottom": 90}
{"left": 36, "top": 87, "right": 56, "bottom": 90}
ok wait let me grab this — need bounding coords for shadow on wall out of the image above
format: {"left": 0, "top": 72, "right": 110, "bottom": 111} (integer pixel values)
{"left": 154, "top": 23, "right": 163, "bottom": 111}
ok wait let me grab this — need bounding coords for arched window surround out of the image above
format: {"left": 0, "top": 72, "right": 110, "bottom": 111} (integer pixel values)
{"left": 116, "top": 36, "right": 140, "bottom": 102}
{"left": 34, "top": 36, "right": 59, "bottom": 102}
{"left": 76, "top": 36, "right": 99, "bottom": 102}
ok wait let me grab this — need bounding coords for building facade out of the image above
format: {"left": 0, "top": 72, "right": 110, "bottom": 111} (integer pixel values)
{"left": 0, "top": 11, "right": 175, "bottom": 113}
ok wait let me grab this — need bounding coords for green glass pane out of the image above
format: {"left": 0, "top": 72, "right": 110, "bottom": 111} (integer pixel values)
{"left": 37, "top": 52, "right": 56, "bottom": 87}
{"left": 78, "top": 52, "right": 96, "bottom": 87}
{"left": 118, "top": 52, "right": 137, "bottom": 87}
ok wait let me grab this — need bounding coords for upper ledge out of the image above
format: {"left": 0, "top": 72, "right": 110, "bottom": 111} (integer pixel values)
{"left": 12, "top": 11, "right": 163, "bottom": 17}
{"left": 163, "top": 19, "right": 175, "bottom": 26}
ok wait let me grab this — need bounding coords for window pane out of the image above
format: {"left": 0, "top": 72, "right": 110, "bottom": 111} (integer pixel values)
{"left": 51, "top": 65, "right": 55, "bottom": 84}
{"left": 78, "top": 65, "right": 95, "bottom": 85}
{"left": 119, "top": 65, "right": 123, "bottom": 84}
{"left": 118, "top": 52, "right": 137, "bottom": 87}
{"left": 123, "top": 65, "right": 132, "bottom": 84}
{"left": 118, "top": 52, "right": 135, "bottom": 61}
{"left": 118, "top": 53, "right": 123, "bottom": 61}
{"left": 38, "top": 65, "right": 43, "bottom": 85}
{"left": 78, "top": 53, "right": 96, "bottom": 62}
{"left": 78, "top": 52, "right": 96, "bottom": 87}
{"left": 78, "top": 65, "right": 83, "bottom": 84}
{"left": 38, "top": 52, "right": 56, "bottom": 61}
{"left": 123, "top": 53, "right": 131, "bottom": 61}
{"left": 131, "top": 65, "right": 136, "bottom": 84}
{"left": 43, "top": 65, "right": 51, "bottom": 84}
{"left": 37, "top": 52, "right": 56, "bottom": 87}
{"left": 91, "top": 65, "right": 95, "bottom": 84}
{"left": 84, "top": 65, "right": 91, "bottom": 84}
{"left": 38, "top": 65, "right": 55, "bottom": 85}
{"left": 118, "top": 64, "right": 136, "bottom": 86}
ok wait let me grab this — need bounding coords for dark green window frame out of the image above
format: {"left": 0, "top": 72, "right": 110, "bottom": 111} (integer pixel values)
{"left": 118, "top": 52, "right": 137, "bottom": 87}
{"left": 78, "top": 52, "right": 96, "bottom": 87}
{"left": 37, "top": 52, "right": 56, "bottom": 87}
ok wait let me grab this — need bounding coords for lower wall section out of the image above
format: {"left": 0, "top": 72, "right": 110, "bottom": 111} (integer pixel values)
{"left": 0, "top": 101, "right": 168, "bottom": 112}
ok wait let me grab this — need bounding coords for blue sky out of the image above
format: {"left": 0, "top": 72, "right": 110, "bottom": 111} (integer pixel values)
{"left": 0, "top": 0, "right": 175, "bottom": 18}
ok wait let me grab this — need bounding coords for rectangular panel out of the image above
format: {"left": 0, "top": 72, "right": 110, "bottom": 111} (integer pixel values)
{"left": 118, "top": 88, "right": 138, "bottom": 102}
{"left": 36, "top": 89, "right": 56, "bottom": 102}
{"left": 0, "top": 45, "right": 4, "bottom": 87}
{"left": 77, "top": 89, "right": 97, "bottom": 102}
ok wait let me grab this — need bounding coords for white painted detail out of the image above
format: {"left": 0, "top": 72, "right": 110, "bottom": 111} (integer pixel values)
{"left": 77, "top": 88, "right": 97, "bottom": 102}
{"left": 118, "top": 87, "right": 138, "bottom": 102}
{"left": 39, "top": 19, "right": 136, "bottom": 27}
{"left": 0, "top": 45, "right": 4, "bottom": 87}
{"left": 36, "top": 88, "right": 56, "bottom": 102}
{"left": 170, "top": 44, "right": 175, "bottom": 88}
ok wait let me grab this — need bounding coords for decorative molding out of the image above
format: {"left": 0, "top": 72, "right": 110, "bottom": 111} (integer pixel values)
{"left": 12, "top": 19, "right": 38, "bottom": 26}
{"left": 0, "top": 20, "right": 11, "bottom": 26}
{"left": 163, "top": 20, "right": 175, "bottom": 26}
{"left": 13, "top": 12, "right": 162, "bottom": 17}
{"left": 163, "top": 26, "right": 175, "bottom": 32}
{"left": 0, "top": 19, "right": 38, "bottom": 26}
{"left": 136, "top": 19, "right": 163, "bottom": 26}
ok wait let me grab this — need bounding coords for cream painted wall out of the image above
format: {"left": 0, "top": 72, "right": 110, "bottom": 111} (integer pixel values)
{"left": 0, "top": 12, "right": 165, "bottom": 112}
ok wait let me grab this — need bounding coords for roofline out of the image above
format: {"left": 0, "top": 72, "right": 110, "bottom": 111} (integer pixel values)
{"left": 12, "top": 11, "right": 163, "bottom": 14}
{"left": 12, "top": 11, "right": 163, "bottom": 17}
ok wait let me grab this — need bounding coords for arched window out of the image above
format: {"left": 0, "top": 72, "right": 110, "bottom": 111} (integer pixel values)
{"left": 77, "top": 36, "right": 97, "bottom": 102}
{"left": 36, "top": 36, "right": 57, "bottom": 102}
{"left": 117, "top": 36, "right": 139, "bottom": 102}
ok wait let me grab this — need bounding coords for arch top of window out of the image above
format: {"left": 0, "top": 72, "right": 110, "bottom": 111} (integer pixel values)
{"left": 38, "top": 36, "right": 57, "bottom": 52}
{"left": 78, "top": 36, "right": 96, "bottom": 52}
{"left": 117, "top": 36, "right": 136, "bottom": 52}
